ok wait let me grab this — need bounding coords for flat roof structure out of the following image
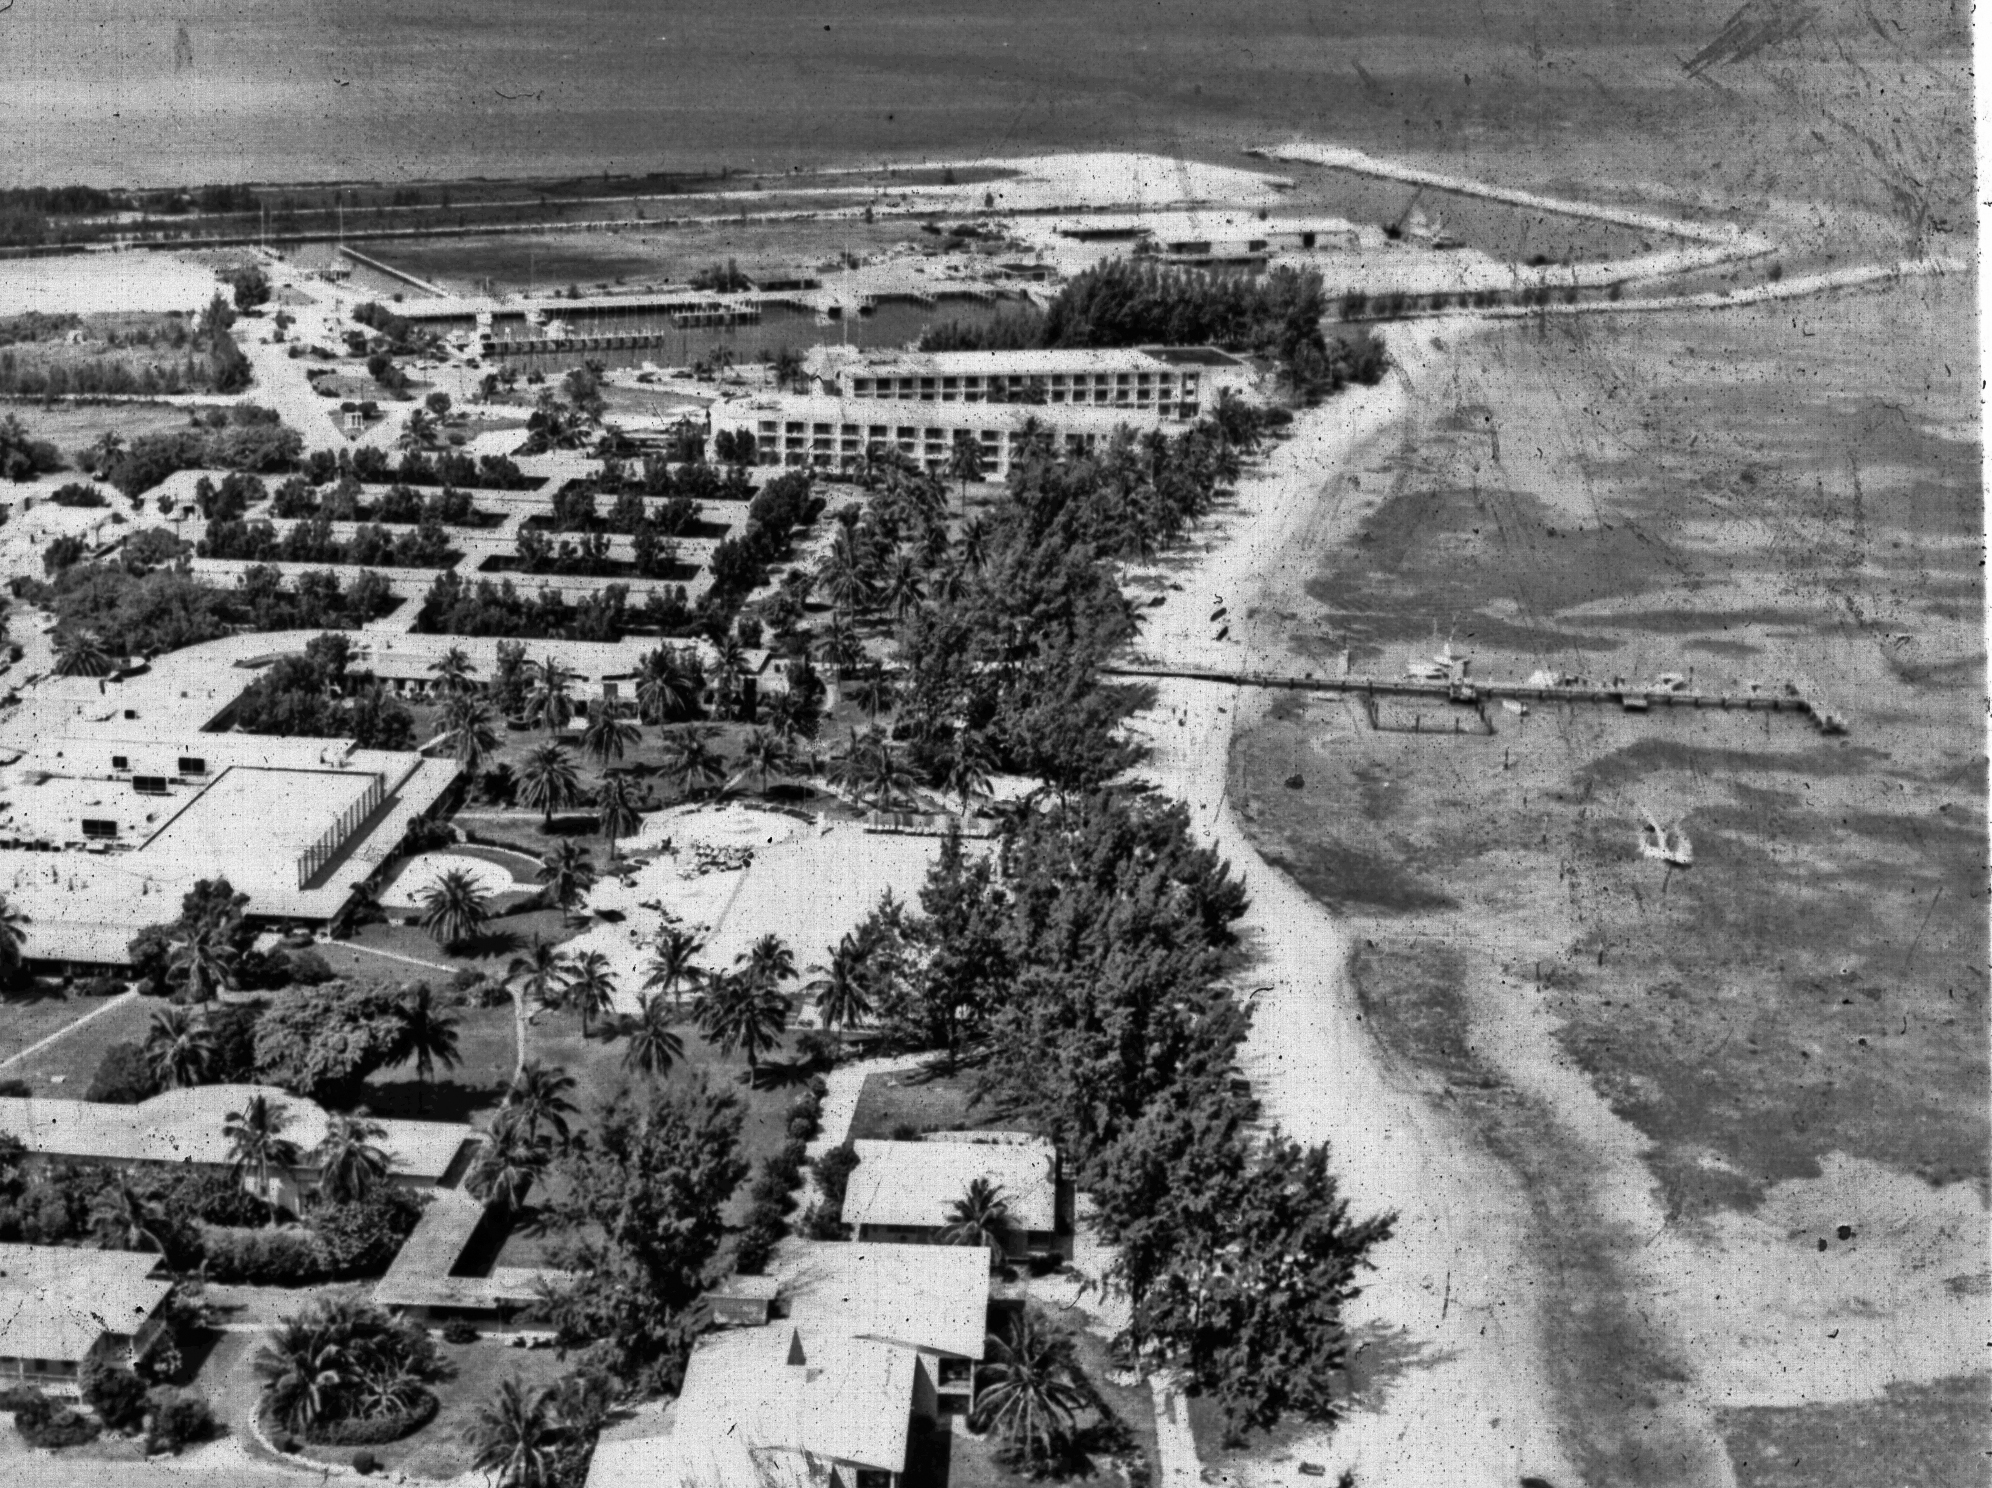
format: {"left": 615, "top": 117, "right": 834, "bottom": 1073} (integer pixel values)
{"left": 774, "top": 1241, "right": 991, "bottom": 1361}
{"left": 844, "top": 1134, "right": 1058, "bottom": 1236}
{"left": 0, "top": 1245, "right": 172, "bottom": 1365}
{"left": 807, "top": 345, "right": 1242, "bottom": 380}
{"left": 0, "top": 1085, "right": 478, "bottom": 1185}
{"left": 373, "top": 1188, "right": 572, "bottom": 1315}
{"left": 144, "top": 765, "right": 389, "bottom": 898}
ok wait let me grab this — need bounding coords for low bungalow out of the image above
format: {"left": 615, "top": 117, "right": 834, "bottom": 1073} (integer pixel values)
{"left": 0, "top": 1084, "right": 480, "bottom": 1213}
{"left": 0, "top": 1244, "right": 174, "bottom": 1393}
{"left": 841, "top": 1133, "right": 1069, "bottom": 1260}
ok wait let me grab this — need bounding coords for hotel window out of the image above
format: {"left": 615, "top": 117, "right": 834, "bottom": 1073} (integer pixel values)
{"left": 111, "top": 755, "right": 129, "bottom": 771}
{"left": 132, "top": 776, "right": 168, "bottom": 795}
{"left": 81, "top": 819, "right": 117, "bottom": 840}
{"left": 177, "top": 756, "right": 207, "bottom": 776}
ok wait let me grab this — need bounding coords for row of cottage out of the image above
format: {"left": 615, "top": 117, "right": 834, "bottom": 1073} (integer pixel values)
{"left": 0, "top": 1072, "right": 1067, "bottom": 1488}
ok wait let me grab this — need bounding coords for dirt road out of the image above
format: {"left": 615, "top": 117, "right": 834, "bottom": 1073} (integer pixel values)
{"left": 1121, "top": 324, "right": 1581, "bottom": 1488}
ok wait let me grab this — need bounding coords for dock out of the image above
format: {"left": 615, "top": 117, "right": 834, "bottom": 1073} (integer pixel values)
{"left": 1103, "top": 666, "right": 1846, "bottom": 733}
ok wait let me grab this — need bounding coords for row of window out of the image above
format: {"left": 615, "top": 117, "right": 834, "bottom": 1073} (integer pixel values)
{"left": 849, "top": 371, "right": 1197, "bottom": 392}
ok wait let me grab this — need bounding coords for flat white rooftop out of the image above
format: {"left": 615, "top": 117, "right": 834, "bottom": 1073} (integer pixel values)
{"left": 0, "top": 1084, "right": 477, "bottom": 1184}
{"left": 0, "top": 1243, "right": 172, "bottom": 1363}
{"left": 844, "top": 1134, "right": 1058, "bottom": 1235}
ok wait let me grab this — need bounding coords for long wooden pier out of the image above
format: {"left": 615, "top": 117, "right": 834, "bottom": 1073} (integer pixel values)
{"left": 1102, "top": 665, "right": 1847, "bottom": 733}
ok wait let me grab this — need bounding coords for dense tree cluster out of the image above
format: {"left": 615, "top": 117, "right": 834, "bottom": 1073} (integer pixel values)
{"left": 271, "top": 475, "right": 487, "bottom": 526}
{"left": 0, "top": 292, "right": 249, "bottom": 397}
{"left": 414, "top": 571, "right": 639, "bottom": 642}
{"left": 300, "top": 445, "right": 530, "bottom": 491}
{"left": 534, "top": 1077, "right": 750, "bottom": 1389}
{"left": 98, "top": 403, "right": 302, "bottom": 498}
{"left": 0, "top": 415, "right": 63, "bottom": 482}
{"left": 227, "top": 634, "right": 415, "bottom": 750}
{"left": 846, "top": 799, "right": 1391, "bottom": 1439}
{"left": 919, "top": 261, "right": 1388, "bottom": 405}
{"left": 893, "top": 420, "right": 1248, "bottom": 792}
{"left": 199, "top": 512, "right": 458, "bottom": 569}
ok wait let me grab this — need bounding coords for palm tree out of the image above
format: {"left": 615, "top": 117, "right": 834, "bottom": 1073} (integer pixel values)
{"left": 418, "top": 867, "right": 490, "bottom": 951}
{"left": 442, "top": 693, "right": 500, "bottom": 777}
{"left": 883, "top": 551, "right": 926, "bottom": 621}
{"left": 733, "top": 728, "right": 790, "bottom": 795}
{"left": 0, "top": 894, "right": 26, "bottom": 987}
{"left": 740, "top": 932, "right": 797, "bottom": 991}
{"left": 940, "top": 1177, "right": 1016, "bottom": 1261}
{"left": 332, "top": 880, "right": 384, "bottom": 940}
{"left": 947, "top": 432, "right": 985, "bottom": 512}
{"left": 694, "top": 967, "right": 790, "bottom": 1072}
{"left": 851, "top": 666, "right": 896, "bottom": 724}
{"left": 595, "top": 772, "right": 642, "bottom": 859}
{"left": 502, "top": 1061, "right": 578, "bottom": 1147}
{"left": 971, "top": 1312, "right": 1087, "bottom": 1475}
{"left": 959, "top": 514, "right": 991, "bottom": 572}
{"left": 255, "top": 1319, "right": 348, "bottom": 1433}
{"left": 579, "top": 701, "right": 639, "bottom": 768}
{"left": 143, "top": 1005, "right": 215, "bottom": 1090}
{"left": 643, "top": 927, "right": 704, "bottom": 1015}
{"left": 819, "top": 527, "right": 874, "bottom": 617}
{"left": 428, "top": 645, "right": 478, "bottom": 695}
{"left": 466, "top": 1115, "right": 551, "bottom": 1215}
{"left": 939, "top": 728, "right": 996, "bottom": 815}
{"left": 563, "top": 950, "right": 618, "bottom": 1037}
{"left": 493, "top": 640, "right": 531, "bottom": 716}
{"left": 53, "top": 629, "right": 116, "bottom": 678}
{"left": 314, "top": 1115, "right": 392, "bottom": 1205}
{"left": 505, "top": 938, "right": 575, "bottom": 1078}
{"left": 635, "top": 645, "right": 703, "bottom": 724}
{"left": 712, "top": 635, "right": 748, "bottom": 720}
{"left": 463, "top": 1377, "right": 564, "bottom": 1488}
{"left": 536, "top": 838, "right": 597, "bottom": 917}
{"left": 402, "top": 407, "right": 438, "bottom": 449}
{"left": 170, "top": 918, "right": 237, "bottom": 1002}
{"left": 660, "top": 725, "right": 726, "bottom": 800}
{"left": 388, "top": 983, "right": 461, "bottom": 1114}
{"left": 814, "top": 613, "right": 865, "bottom": 679}
{"left": 88, "top": 1174, "right": 165, "bottom": 1254}
{"left": 518, "top": 741, "right": 582, "bottom": 829}
{"left": 225, "top": 1094, "right": 300, "bottom": 1222}
{"left": 525, "top": 656, "right": 575, "bottom": 737}
{"left": 803, "top": 934, "right": 874, "bottom": 1043}
{"left": 620, "top": 992, "right": 685, "bottom": 1082}
{"left": 860, "top": 733, "right": 917, "bottom": 811}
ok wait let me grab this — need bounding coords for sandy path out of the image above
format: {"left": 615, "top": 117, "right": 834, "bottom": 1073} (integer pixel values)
{"left": 1122, "top": 326, "right": 1579, "bottom": 1488}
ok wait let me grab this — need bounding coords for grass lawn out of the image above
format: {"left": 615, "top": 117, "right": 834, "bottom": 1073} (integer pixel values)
{"left": 847, "top": 1063, "right": 1012, "bottom": 1142}
{"left": 295, "top": 1340, "right": 572, "bottom": 1478}
{"left": 0, "top": 981, "right": 130, "bottom": 1067}
{"left": 0, "top": 989, "right": 154, "bottom": 1091}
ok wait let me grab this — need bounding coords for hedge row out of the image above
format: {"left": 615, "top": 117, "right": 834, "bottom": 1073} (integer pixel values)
{"left": 299, "top": 1390, "right": 439, "bottom": 1447}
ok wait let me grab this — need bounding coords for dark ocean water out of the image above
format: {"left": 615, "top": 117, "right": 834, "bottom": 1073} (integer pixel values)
{"left": 0, "top": 0, "right": 1842, "bottom": 189}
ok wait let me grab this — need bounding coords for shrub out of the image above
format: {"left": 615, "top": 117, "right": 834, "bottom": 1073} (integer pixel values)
{"left": 286, "top": 948, "right": 335, "bottom": 986}
{"left": 785, "top": 1113, "right": 816, "bottom": 1141}
{"left": 733, "top": 1200, "right": 787, "bottom": 1276}
{"left": 313, "top": 1188, "right": 426, "bottom": 1276}
{"left": 49, "top": 482, "right": 107, "bottom": 508}
{"left": 440, "top": 1318, "right": 479, "bottom": 1345}
{"left": 800, "top": 1199, "right": 846, "bottom": 1240}
{"left": 85, "top": 1041, "right": 158, "bottom": 1104}
{"left": 0, "top": 1384, "right": 47, "bottom": 1414}
{"left": 16, "top": 1399, "right": 100, "bottom": 1449}
{"left": 779, "top": 1136, "right": 809, "bottom": 1170}
{"left": 144, "top": 1387, "right": 216, "bottom": 1454}
{"left": 197, "top": 1224, "right": 326, "bottom": 1285}
{"left": 354, "top": 1449, "right": 381, "bottom": 1475}
{"left": 271, "top": 1429, "right": 299, "bottom": 1453}
{"left": 167, "top": 1169, "right": 272, "bottom": 1227}
{"left": 299, "top": 1390, "right": 438, "bottom": 1445}
{"left": 81, "top": 1358, "right": 148, "bottom": 1430}
{"left": 811, "top": 1141, "right": 859, "bottom": 1209}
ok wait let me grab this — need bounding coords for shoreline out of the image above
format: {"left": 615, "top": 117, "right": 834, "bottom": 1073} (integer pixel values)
{"left": 1124, "top": 320, "right": 1577, "bottom": 1487}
